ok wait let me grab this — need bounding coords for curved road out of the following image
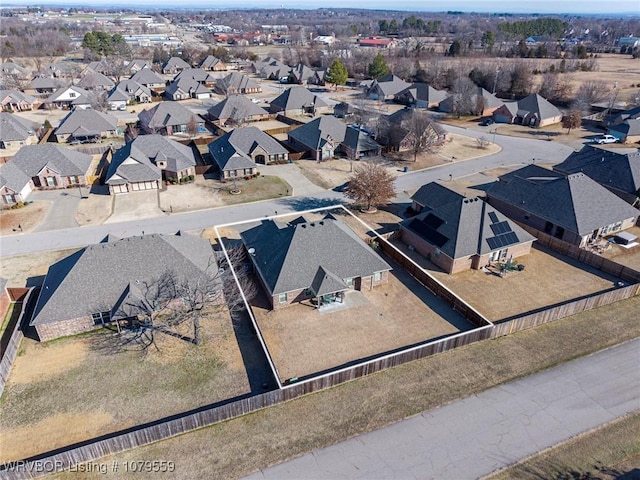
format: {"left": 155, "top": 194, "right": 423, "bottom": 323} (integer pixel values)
{"left": 0, "top": 129, "right": 576, "bottom": 258}
{"left": 243, "top": 339, "right": 640, "bottom": 480}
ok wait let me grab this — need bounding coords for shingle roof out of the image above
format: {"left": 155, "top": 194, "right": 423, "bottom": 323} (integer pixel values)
{"left": 138, "top": 102, "right": 200, "bottom": 129}
{"left": 396, "top": 83, "right": 449, "bottom": 105}
{"left": 411, "top": 181, "right": 465, "bottom": 209}
{"left": 165, "top": 76, "right": 211, "bottom": 97}
{"left": 288, "top": 115, "right": 347, "bottom": 150}
{"left": 370, "top": 75, "right": 410, "bottom": 97}
{"left": 46, "top": 85, "right": 92, "bottom": 105}
{"left": 254, "top": 57, "right": 289, "bottom": 79}
{"left": 199, "top": 55, "right": 223, "bottom": 69}
{"left": 240, "top": 216, "right": 391, "bottom": 296}
{"left": 0, "top": 89, "right": 37, "bottom": 105}
{"left": 130, "top": 68, "right": 165, "bottom": 86}
{"left": 554, "top": 146, "right": 640, "bottom": 196}
{"left": 0, "top": 112, "right": 38, "bottom": 142}
{"left": 0, "top": 62, "right": 30, "bottom": 76}
{"left": 0, "top": 161, "right": 31, "bottom": 193}
{"left": 207, "top": 95, "right": 267, "bottom": 121}
{"left": 77, "top": 71, "right": 115, "bottom": 90}
{"left": 10, "top": 144, "right": 93, "bottom": 178}
{"left": 162, "top": 57, "right": 191, "bottom": 71}
{"left": 31, "top": 233, "right": 217, "bottom": 325}
{"left": 488, "top": 166, "right": 640, "bottom": 236}
{"left": 270, "top": 86, "right": 328, "bottom": 111}
{"left": 217, "top": 72, "right": 260, "bottom": 92}
{"left": 109, "top": 79, "right": 152, "bottom": 101}
{"left": 403, "top": 183, "right": 535, "bottom": 259}
{"left": 609, "top": 118, "right": 640, "bottom": 137}
{"left": 208, "top": 126, "right": 284, "bottom": 171}
{"left": 516, "top": 93, "right": 561, "bottom": 120}
{"left": 342, "top": 126, "right": 381, "bottom": 153}
{"left": 56, "top": 108, "right": 118, "bottom": 135}
{"left": 29, "top": 76, "right": 62, "bottom": 90}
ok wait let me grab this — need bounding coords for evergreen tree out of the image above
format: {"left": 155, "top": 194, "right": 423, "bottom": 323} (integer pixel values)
{"left": 325, "top": 59, "right": 348, "bottom": 88}
{"left": 368, "top": 53, "right": 389, "bottom": 80}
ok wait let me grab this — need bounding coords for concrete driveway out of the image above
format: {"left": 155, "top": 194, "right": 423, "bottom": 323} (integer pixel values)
{"left": 104, "top": 190, "right": 167, "bottom": 224}
{"left": 31, "top": 189, "right": 82, "bottom": 232}
{"left": 258, "top": 163, "right": 326, "bottom": 196}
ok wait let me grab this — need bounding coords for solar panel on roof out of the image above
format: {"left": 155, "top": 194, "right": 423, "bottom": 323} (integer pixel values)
{"left": 408, "top": 219, "right": 448, "bottom": 248}
{"left": 487, "top": 237, "right": 500, "bottom": 250}
{"left": 488, "top": 212, "right": 499, "bottom": 223}
{"left": 490, "top": 221, "right": 512, "bottom": 235}
{"left": 487, "top": 231, "right": 520, "bottom": 251}
{"left": 423, "top": 213, "right": 444, "bottom": 229}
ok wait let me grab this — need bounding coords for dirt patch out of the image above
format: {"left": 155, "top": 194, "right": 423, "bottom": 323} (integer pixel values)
{"left": 392, "top": 242, "right": 622, "bottom": 321}
{"left": 601, "top": 226, "right": 640, "bottom": 272}
{"left": 1, "top": 412, "right": 114, "bottom": 464}
{"left": 0, "top": 201, "right": 51, "bottom": 235}
{"left": 0, "top": 248, "right": 80, "bottom": 287}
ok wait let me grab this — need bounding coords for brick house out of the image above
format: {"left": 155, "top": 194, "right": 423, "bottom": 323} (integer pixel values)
{"left": 240, "top": 215, "right": 391, "bottom": 309}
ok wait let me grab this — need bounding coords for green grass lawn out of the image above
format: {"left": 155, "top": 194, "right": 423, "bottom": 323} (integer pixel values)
{"left": 219, "top": 175, "right": 290, "bottom": 205}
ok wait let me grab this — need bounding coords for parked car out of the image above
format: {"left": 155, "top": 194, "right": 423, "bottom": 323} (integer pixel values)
{"left": 480, "top": 118, "right": 494, "bottom": 126}
{"left": 117, "top": 104, "right": 127, "bottom": 111}
{"left": 333, "top": 181, "right": 350, "bottom": 193}
{"left": 594, "top": 134, "right": 618, "bottom": 144}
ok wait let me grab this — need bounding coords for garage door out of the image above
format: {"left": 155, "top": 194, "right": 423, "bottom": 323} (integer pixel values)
{"left": 144, "top": 181, "right": 157, "bottom": 190}
{"left": 132, "top": 182, "right": 140, "bottom": 191}
{"left": 113, "top": 184, "right": 128, "bottom": 194}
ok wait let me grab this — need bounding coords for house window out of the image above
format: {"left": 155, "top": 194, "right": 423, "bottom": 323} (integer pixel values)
{"left": 46, "top": 176, "right": 57, "bottom": 187}
{"left": 92, "top": 311, "right": 112, "bottom": 325}
{"left": 374, "top": 272, "right": 382, "bottom": 281}
{"left": 304, "top": 288, "right": 313, "bottom": 297}
{"left": 68, "top": 176, "right": 79, "bottom": 184}
{"left": 69, "top": 92, "right": 76, "bottom": 98}
{"left": 244, "top": 168, "right": 253, "bottom": 175}
{"left": 543, "top": 221, "right": 553, "bottom": 234}
{"left": 4, "top": 194, "right": 15, "bottom": 204}
{"left": 278, "top": 293, "right": 287, "bottom": 303}
{"left": 345, "top": 278, "right": 354, "bottom": 287}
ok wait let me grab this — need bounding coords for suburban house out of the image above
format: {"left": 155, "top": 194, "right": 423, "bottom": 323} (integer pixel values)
{"left": 438, "top": 87, "right": 504, "bottom": 117}
{"left": 0, "top": 161, "right": 33, "bottom": 206}
{"left": 162, "top": 56, "right": 191, "bottom": 75}
{"left": 45, "top": 85, "right": 93, "bottom": 109}
{"left": 0, "top": 113, "right": 39, "bottom": 151}
{"left": 608, "top": 118, "right": 640, "bottom": 144}
{"left": 269, "top": 86, "right": 330, "bottom": 117}
{"left": 492, "top": 93, "right": 562, "bottom": 127}
{"left": 208, "top": 126, "right": 288, "bottom": 180}
{"left": 0, "top": 90, "right": 38, "bottom": 111}
{"left": 138, "top": 102, "right": 205, "bottom": 136}
{"left": 165, "top": 74, "right": 212, "bottom": 101}
{"left": 288, "top": 64, "right": 325, "bottom": 85}
{"left": 240, "top": 215, "right": 392, "bottom": 309}
{"left": 207, "top": 95, "right": 270, "bottom": 126}
{"left": 0, "top": 62, "right": 30, "bottom": 79}
{"left": 366, "top": 74, "right": 411, "bottom": 101}
{"left": 378, "top": 109, "right": 446, "bottom": 153}
{"left": 401, "top": 182, "right": 536, "bottom": 274}
{"left": 342, "top": 126, "right": 382, "bottom": 159}
{"left": 28, "top": 76, "right": 63, "bottom": 96}
{"left": 107, "top": 79, "right": 152, "bottom": 109}
{"left": 41, "top": 62, "right": 73, "bottom": 79}
{"left": 603, "top": 105, "right": 640, "bottom": 128}
{"left": 83, "top": 59, "right": 110, "bottom": 76}
{"left": 486, "top": 164, "right": 639, "bottom": 247}
{"left": 199, "top": 55, "right": 228, "bottom": 71}
{"left": 106, "top": 135, "right": 196, "bottom": 193}
{"left": 395, "top": 83, "right": 449, "bottom": 109}
{"left": 55, "top": 108, "right": 120, "bottom": 143}
{"left": 130, "top": 68, "right": 166, "bottom": 92}
{"left": 216, "top": 73, "right": 262, "bottom": 95}
{"left": 7, "top": 144, "right": 93, "bottom": 190}
{"left": 30, "top": 233, "right": 218, "bottom": 341}
{"left": 126, "top": 59, "right": 152, "bottom": 74}
{"left": 252, "top": 57, "right": 289, "bottom": 80}
{"left": 554, "top": 146, "right": 640, "bottom": 206}
{"left": 77, "top": 71, "right": 115, "bottom": 92}
{"left": 359, "top": 37, "right": 394, "bottom": 48}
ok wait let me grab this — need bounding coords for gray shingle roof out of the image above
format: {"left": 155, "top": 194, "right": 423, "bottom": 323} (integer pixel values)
{"left": 270, "top": 86, "right": 328, "bottom": 111}
{"left": 403, "top": 183, "right": 535, "bottom": 259}
{"left": 0, "top": 62, "right": 30, "bottom": 76}
{"left": 254, "top": 57, "right": 289, "bottom": 79}
{"left": 217, "top": 72, "right": 260, "bottom": 92}
{"left": 208, "top": 126, "right": 285, "bottom": 171}
{"left": 207, "top": 95, "right": 268, "bottom": 121}
{"left": 0, "top": 112, "right": 38, "bottom": 142}
{"left": 0, "top": 161, "right": 31, "bottom": 193}
{"left": 56, "top": 108, "right": 118, "bottom": 135}
{"left": 77, "top": 71, "right": 115, "bottom": 90}
{"left": 516, "top": 93, "right": 561, "bottom": 120}
{"left": 130, "top": 68, "right": 165, "bottom": 86}
{"left": 288, "top": 115, "right": 347, "bottom": 150}
{"left": 10, "top": 144, "right": 93, "bottom": 178}
{"left": 46, "top": 85, "right": 92, "bottom": 104}
{"left": 609, "top": 118, "right": 640, "bottom": 137}
{"left": 342, "top": 126, "right": 381, "bottom": 153}
{"left": 30, "top": 76, "right": 62, "bottom": 90}
{"left": 162, "top": 57, "right": 191, "bottom": 72}
{"left": 199, "top": 55, "right": 223, "bottom": 69}
{"left": 554, "top": 146, "right": 640, "bottom": 196}
{"left": 411, "top": 181, "right": 466, "bottom": 209}
{"left": 488, "top": 166, "right": 640, "bottom": 236}
{"left": 138, "top": 102, "right": 200, "bottom": 129}
{"left": 0, "top": 89, "right": 37, "bottom": 105}
{"left": 240, "top": 216, "right": 391, "bottom": 296}
{"left": 109, "top": 79, "right": 152, "bottom": 101}
{"left": 173, "top": 68, "right": 215, "bottom": 83}
{"left": 370, "top": 74, "right": 411, "bottom": 97}
{"left": 396, "top": 83, "right": 448, "bottom": 105}
{"left": 31, "top": 233, "right": 217, "bottom": 326}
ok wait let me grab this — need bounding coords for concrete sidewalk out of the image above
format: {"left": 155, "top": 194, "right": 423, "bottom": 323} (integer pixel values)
{"left": 244, "top": 339, "right": 640, "bottom": 480}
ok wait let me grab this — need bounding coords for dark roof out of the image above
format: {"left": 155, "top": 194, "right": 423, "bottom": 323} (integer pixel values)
{"left": 343, "top": 126, "right": 381, "bottom": 153}
{"left": 217, "top": 72, "right": 260, "bottom": 92}
{"left": 609, "top": 118, "right": 640, "bottom": 137}
{"left": 31, "top": 233, "right": 217, "bottom": 326}
{"left": 396, "top": 83, "right": 448, "bottom": 104}
{"left": 516, "top": 93, "right": 561, "bottom": 120}
{"left": 411, "top": 181, "right": 465, "bottom": 209}
{"left": 138, "top": 102, "right": 201, "bottom": 129}
{"left": 554, "top": 146, "right": 640, "bottom": 196}
{"left": 240, "top": 216, "right": 391, "bottom": 296}
{"left": 56, "top": 108, "right": 118, "bottom": 135}
{"left": 10, "top": 144, "right": 92, "bottom": 177}
{"left": 130, "top": 68, "right": 165, "bottom": 86}
{"left": 270, "top": 86, "right": 328, "bottom": 112}
{"left": 403, "top": 183, "right": 535, "bottom": 259}
{"left": 488, "top": 166, "right": 640, "bottom": 236}
{"left": 288, "top": 115, "right": 347, "bottom": 150}
{"left": 207, "top": 95, "right": 267, "bottom": 121}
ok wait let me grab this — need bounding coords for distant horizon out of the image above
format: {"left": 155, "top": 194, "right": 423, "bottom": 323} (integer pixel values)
{"left": 3, "top": 0, "right": 640, "bottom": 15}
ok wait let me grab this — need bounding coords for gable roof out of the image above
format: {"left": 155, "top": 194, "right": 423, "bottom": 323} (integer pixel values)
{"left": 130, "top": 68, "right": 165, "bottom": 86}
{"left": 396, "top": 83, "right": 449, "bottom": 105}
{"left": 207, "top": 95, "right": 268, "bottom": 121}
{"left": 130, "top": 135, "right": 196, "bottom": 172}
{"left": 208, "top": 126, "right": 285, "bottom": 171}
{"left": 46, "top": 85, "right": 92, "bottom": 105}
{"left": 0, "top": 89, "right": 37, "bottom": 106}
{"left": 30, "top": 233, "right": 217, "bottom": 326}
{"left": 369, "top": 74, "right": 411, "bottom": 97}
{"left": 516, "top": 93, "right": 561, "bottom": 120}
{"left": 77, "top": 71, "right": 115, "bottom": 90}
{"left": 106, "top": 142, "right": 162, "bottom": 185}
{"left": 240, "top": 216, "right": 391, "bottom": 296}
{"left": 488, "top": 166, "right": 639, "bottom": 236}
{"left": 0, "top": 112, "right": 39, "bottom": 142}
{"left": 411, "top": 181, "right": 466, "bottom": 209}
{"left": 270, "top": 86, "right": 328, "bottom": 111}
{"left": 288, "top": 115, "right": 347, "bottom": 150}
{"left": 56, "top": 108, "right": 118, "bottom": 135}
{"left": 0, "top": 161, "right": 31, "bottom": 193}
{"left": 10, "top": 144, "right": 93, "bottom": 178}
{"left": 403, "top": 184, "right": 535, "bottom": 258}
{"left": 217, "top": 72, "right": 260, "bottom": 92}
{"left": 30, "top": 76, "right": 62, "bottom": 90}
{"left": 342, "top": 126, "right": 381, "bottom": 153}
{"left": 199, "top": 55, "right": 224, "bottom": 69}
{"left": 109, "top": 79, "right": 152, "bottom": 101}
{"left": 138, "top": 102, "right": 200, "bottom": 129}
{"left": 609, "top": 118, "right": 640, "bottom": 137}
{"left": 253, "top": 57, "right": 289, "bottom": 79}
{"left": 162, "top": 56, "right": 191, "bottom": 71}
{"left": 165, "top": 75, "right": 211, "bottom": 97}
{"left": 0, "top": 62, "right": 30, "bottom": 76}
{"left": 554, "top": 146, "right": 640, "bottom": 196}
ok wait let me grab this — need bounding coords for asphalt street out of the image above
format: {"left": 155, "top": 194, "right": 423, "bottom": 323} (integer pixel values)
{"left": 243, "top": 338, "right": 640, "bottom": 480}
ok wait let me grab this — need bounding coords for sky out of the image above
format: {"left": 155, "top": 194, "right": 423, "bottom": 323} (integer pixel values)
{"left": 4, "top": 0, "right": 640, "bottom": 13}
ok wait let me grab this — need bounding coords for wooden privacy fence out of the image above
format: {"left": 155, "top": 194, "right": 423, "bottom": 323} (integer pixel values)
{"left": 0, "top": 288, "right": 33, "bottom": 398}
{"left": 492, "top": 283, "right": 640, "bottom": 337}
{"left": 517, "top": 223, "right": 640, "bottom": 283}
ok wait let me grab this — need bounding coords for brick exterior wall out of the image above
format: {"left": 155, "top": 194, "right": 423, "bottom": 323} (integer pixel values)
{"left": 35, "top": 316, "right": 98, "bottom": 342}
{"left": 0, "top": 288, "right": 10, "bottom": 322}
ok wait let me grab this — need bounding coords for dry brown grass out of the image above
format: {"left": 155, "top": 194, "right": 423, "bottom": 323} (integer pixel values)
{"left": 488, "top": 412, "right": 640, "bottom": 480}
{"left": 50, "top": 295, "right": 640, "bottom": 480}
{"left": 393, "top": 242, "right": 622, "bottom": 321}
{"left": 602, "top": 226, "right": 640, "bottom": 272}
{"left": 0, "top": 201, "right": 50, "bottom": 236}
{"left": 0, "top": 309, "right": 251, "bottom": 464}
{"left": 0, "top": 248, "right": 80, "bottom": 287}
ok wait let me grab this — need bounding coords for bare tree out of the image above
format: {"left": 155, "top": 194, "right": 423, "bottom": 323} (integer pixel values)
{"left": 186, "top": 115, "right": 200, "bottom": 137}
{"left": 403, "top": 110, "right": 441, "bottom": 162}
{"left": 124, "top": 124, "right": 139, "bottom": 143}
{"left": 572, "top": 80, "right": 610, "bottom": 113}
{"left": 562, "top": 109, "right": 582, "bottom": 134}
{"left": 345, "top": 161, "right": 396, "bottom": 213}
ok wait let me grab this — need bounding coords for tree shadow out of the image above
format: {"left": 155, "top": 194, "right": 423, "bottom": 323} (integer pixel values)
{"left": 275, "top": 195, "right": 345, "bottom": 211}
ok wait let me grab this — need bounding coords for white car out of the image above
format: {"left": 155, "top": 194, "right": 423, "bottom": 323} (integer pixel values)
{"left": 595, "top": 135, "right": 618, "bottom": 144}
